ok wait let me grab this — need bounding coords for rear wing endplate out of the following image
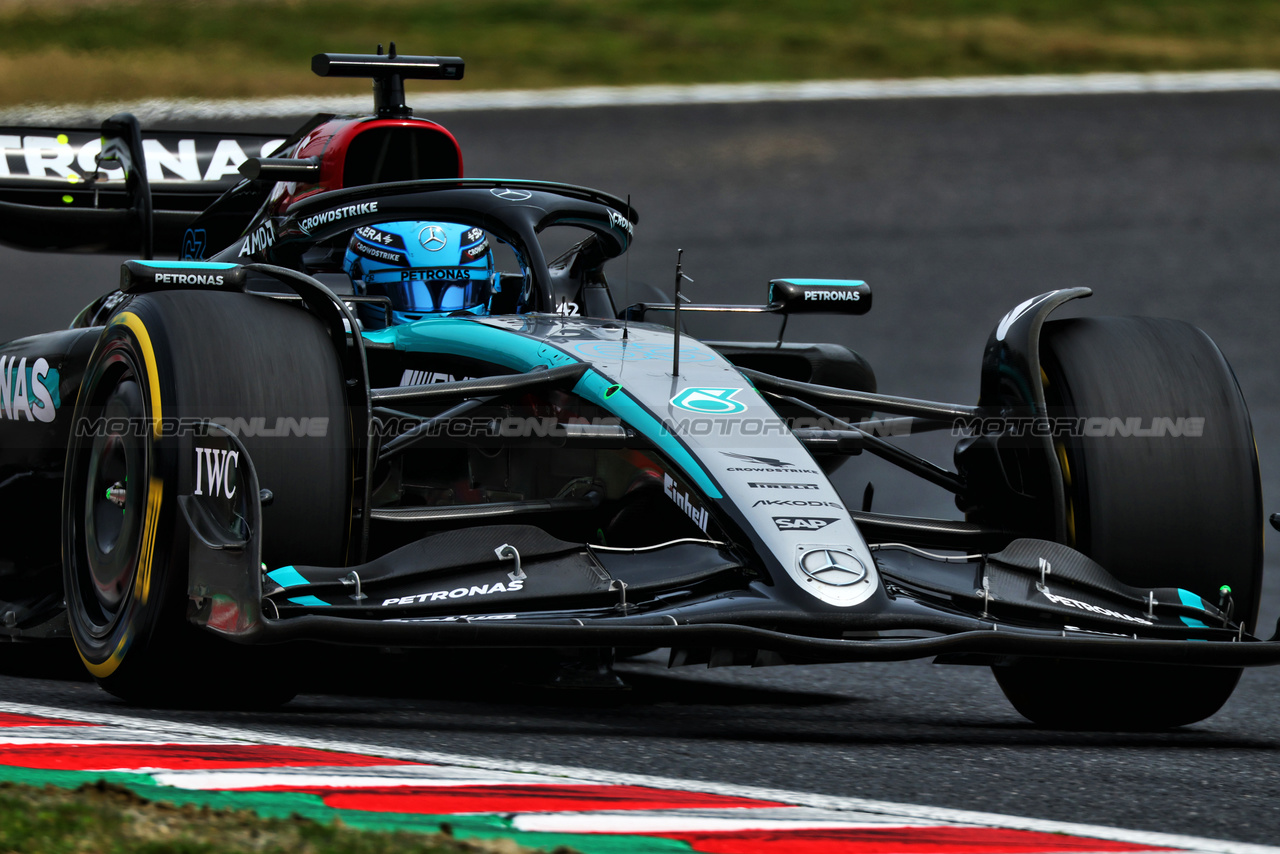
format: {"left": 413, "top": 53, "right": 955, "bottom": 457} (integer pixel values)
{"left": 0, "top": 121, "right": 288, "bottom": 254}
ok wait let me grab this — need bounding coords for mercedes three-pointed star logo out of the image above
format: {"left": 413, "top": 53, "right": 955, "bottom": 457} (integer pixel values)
{"left": 418, "top": 225, "right": 448, "bottom": 251}
{"left": 490, "top": 187, "right": 533, "bottom": 201}
{"left": 798, "top": 548, "right": 868, "bottom": 587}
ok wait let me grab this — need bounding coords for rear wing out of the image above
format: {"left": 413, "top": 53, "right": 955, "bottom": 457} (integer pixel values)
{"left": 0, "top": 123, "right": 289, "bottom": 255}
{"left": 1, "top": 48, "right": 466, "bottom": 258}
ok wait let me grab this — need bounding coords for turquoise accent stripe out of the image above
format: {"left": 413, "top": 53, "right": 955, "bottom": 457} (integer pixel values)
{"left": 267, "top": 566, "right": 310, "bottom": 588}
{"left": 5, "top": 364, "right": 62, "bottom": 414}
{"left": 574, "top": 369, "right": 722, "bottom": 499}
{"left": 363, "top": 318, "right": 573, "bottom": 370}
{"left": 1177, "top": 588, "right": 1211, "bottom": 629}
{"left": 769, "top": 278, "right": 868, "bottom": 304}
{"left": 287, "top": 595, "right": 330, "bottom": 607}
{"left": 43, "top": 369, "right": 61, "bottom": 409}
{"left": 775, "top": 278, "right": 865, "bottom": 287}
{"left": 131, "top": 260, "right": 240, "bottom": 270}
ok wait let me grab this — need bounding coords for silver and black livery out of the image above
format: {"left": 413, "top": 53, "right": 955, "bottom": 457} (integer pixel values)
{"left": 0, "top": 49, "right": 1274, "bottom": 729}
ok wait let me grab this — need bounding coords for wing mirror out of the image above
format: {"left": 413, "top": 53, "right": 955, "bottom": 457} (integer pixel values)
{"left": 769, "top": 279, "right": 871, "bottom": 315}
{"left": 621, "top": 276, "right": 872, "bottom": 321}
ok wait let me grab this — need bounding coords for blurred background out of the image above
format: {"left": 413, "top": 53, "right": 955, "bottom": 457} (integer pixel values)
{"left": 1, "top": 0, "right": 1280, "bottom": 105}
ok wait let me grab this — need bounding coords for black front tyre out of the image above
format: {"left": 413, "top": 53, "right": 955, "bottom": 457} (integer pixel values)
{"left": 63, "top": 291, "right": 350, "bottom": 706}
{"left": 992, "top": 317, "right": 1263, "bottom": 730}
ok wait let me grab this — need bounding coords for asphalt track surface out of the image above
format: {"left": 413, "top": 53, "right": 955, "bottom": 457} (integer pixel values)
{"left": 2, "top": 91, "right": 1279, "bottom": 845}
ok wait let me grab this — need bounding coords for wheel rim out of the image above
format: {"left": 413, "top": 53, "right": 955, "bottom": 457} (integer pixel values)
{"left": 69, "top": 350, "right": 150, "bottom": 640}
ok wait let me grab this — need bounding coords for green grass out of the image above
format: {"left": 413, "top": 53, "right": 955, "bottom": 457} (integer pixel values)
{"left": 0, "top": 779, "right": 570, "bottom": 854}
{"left": 2, "top": 0, "right": 1280, "bottom": 105}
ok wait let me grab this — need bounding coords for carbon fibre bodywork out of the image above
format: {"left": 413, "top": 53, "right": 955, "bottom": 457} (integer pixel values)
{"left": 164, "top": 270, "right": 1273, "bottom": 670}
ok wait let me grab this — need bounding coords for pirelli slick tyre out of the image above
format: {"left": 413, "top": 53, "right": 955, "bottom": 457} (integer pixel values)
{"left": 62, "top": 290, "right": 350, "bottom": 707}
{"left": 993, "top": 317, "right": 1263, "bottom": 730}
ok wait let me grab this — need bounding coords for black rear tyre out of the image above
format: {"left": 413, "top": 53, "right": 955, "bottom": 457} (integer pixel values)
{"left": 63, "top": 291, "right": 350, "bottom": 707}
{"left": 993, "top": 317, "right": 1263, "bottom": 730}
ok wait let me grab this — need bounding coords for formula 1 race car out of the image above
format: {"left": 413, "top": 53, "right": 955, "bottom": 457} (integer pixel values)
{"left": 1, "top": 50, "right": 1277, "bottom": 728}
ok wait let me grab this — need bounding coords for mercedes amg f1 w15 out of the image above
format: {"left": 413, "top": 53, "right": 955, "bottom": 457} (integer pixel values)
{"left": 1, "top": 49, "right": 1277, "bottom": 728}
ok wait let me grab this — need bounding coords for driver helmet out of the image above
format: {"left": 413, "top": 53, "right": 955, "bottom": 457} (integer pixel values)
{"left": 343, "top": 221, "right": 495, "bottom": 328}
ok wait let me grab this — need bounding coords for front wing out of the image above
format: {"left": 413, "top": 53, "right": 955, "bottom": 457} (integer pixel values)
{"left": 183, "top": 427, "right": 1280, "bottom": 671}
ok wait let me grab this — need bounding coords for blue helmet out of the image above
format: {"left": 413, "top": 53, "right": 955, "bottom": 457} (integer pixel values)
{"left": 343, "top": 221, "right": 495, "bottom": 327}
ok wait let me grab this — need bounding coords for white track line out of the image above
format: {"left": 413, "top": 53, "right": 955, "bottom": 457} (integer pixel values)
{"left": 3, "top": 70, "right": 1280, "bottom": 123}
{"left": 0, "top": 700, "right": 1275, "bottom": 854}
{"left": 512, "top": 808, "right": 941, "bottom": 833}
{"left": 150, "top": 767, "right": 603, "bottom": 789}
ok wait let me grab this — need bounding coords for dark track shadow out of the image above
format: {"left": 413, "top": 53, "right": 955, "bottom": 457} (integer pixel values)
{"left": 185, "top": 649, "right": 1272, "bottom": 752}
{"left": 291, "top": 647, "right": 852, "bottom": 708}
{"left": 0, "top": 640, "right": 91, "bottom": 682}
{"left": 5, "top": 644, "right": 1277, "bottom": 753}
{"left": 204, "top": 692, "right": 1280, "bottom": 753}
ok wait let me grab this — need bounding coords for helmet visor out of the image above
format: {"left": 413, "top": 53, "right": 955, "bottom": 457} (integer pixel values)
{"left": 365, "top": 267, "right": 492, "bottom": 313}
